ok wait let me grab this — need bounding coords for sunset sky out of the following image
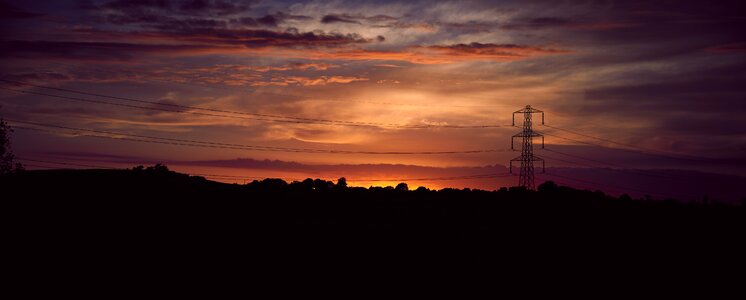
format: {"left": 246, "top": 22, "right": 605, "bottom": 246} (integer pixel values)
{"left": 1, "top": 0, "right": 745, "bottom": 200}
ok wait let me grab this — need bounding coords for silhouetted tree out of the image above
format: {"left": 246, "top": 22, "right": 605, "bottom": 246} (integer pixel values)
{"left": 289, "top": 178, "right": 314, "bottom": 191}
{"left": 248, "top": 178, "right": 288, "bottom": 190}
{"left": 146, "top": 163, "right": 170, "bottom": 173}
{"left": 395, "top": 182, "right": 409, "bottom": 191}
{"left": 313, "top": 179, "right": 334, "bottom": 190}
{"left": 0, "top": 116, "right": 22, "bottom": 174}
{"left": 336, "top": 177, "right": 348, "bottom": 189}
{"left": 538, "top": 181, "right": 558, "bottom": 193}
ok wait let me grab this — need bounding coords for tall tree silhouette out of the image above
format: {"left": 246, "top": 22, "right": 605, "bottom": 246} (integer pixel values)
{"left": 0, "top": 113, "right": 22, "bottom": 174}
{"left": 336, "top": 177, "right": 348, "bottom": 189}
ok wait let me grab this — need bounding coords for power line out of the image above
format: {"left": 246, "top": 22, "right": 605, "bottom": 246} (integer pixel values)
{"left": 0, "top": 78, "right": 402, "bottom": 126}
{"left": 541, "top": 130, "right": 713, "bottom": 163}
{"left": 0, "top": 86, "right": 380, "bottom": 127}
{"left": 15, "top": 154, "right": 689, "bottom": 198}
{"left": 16, "top": 161, "right": 244, "bottom": 186}
{"left": 0, "top": 79, "right": 512, "bottom": 129}
{"left": 17, "top": 157, "right": 272, "bottom": 180}
{"left": 19, "top": 163, "right": 60, "bottom": 169}
{"left": 541, "top": 153, "right": 673, "bottom": 180}
{"left": 15, "top": 125, "right": 328, "bottom": 154}
{"left": 7, "top": 119, "right": 508, "bottom": 155}
{"left": 541, "top": 130, "right": 616, "bottom": 148}
{"left": 543, "top": 124, "right": 710, "bottom": 162}
{"left": 17, "top": 157, "right": 117, "bottom": 169}
{"left": 25, "top": 61, "right": 508, "bottom": 109}
{"left": 542, "top": 148, "right": 679, "bottom": 179}
{"left": 16, "top": 156, "right": 513, "bottom": 184}
{"left": 544, "top": 152, "right": 660, "bottom": 175}
{"left": 9, "top": 124, "right": 706, "bottom": 198}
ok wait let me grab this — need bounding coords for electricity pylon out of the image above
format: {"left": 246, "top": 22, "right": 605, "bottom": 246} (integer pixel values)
{"left": 510, "top": 105, "right": 545, "bottom": 190}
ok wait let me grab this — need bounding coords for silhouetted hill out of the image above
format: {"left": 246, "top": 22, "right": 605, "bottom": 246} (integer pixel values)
{"left": 3, "top": 167, "right": 744, "bottom": 273}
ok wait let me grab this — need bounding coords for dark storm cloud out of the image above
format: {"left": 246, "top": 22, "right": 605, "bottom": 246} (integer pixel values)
{"left": 91, "top": 0, "right": 264, "bottom": 32}
{"left": 490, "top": 0, "right": 745, "bottom": 62}
{"left": 177, "top": 0, "right": 253, "bottom": 15}
{"left": 321, "top": 15, "right": 361, "bottom": 25}
{"left": 229, "top": 15, "right": 282, "bottom": 28}
{"left": 234, "top": 17, "right": 260, "bottom": 27}
{"left": 183, "top": 28, "right": 370, "bottom": 48}
{"left": 707, "top": 42, "right": 746, "bottom": 54}
{"left": 232, "top": 12, "right": 312, "bottom": 27}
{"left": 94, "top": 0, "right": 313, "bottom": 29}
{"left": 501, "top": 17, "right": 628, "bottom": 31}
{"left": 272, "top": 12, "right": 313, "bottom": 21}
{"left": 441, "top": 21, "right": 497, "bottom": 33}
{"left": 0, "top": 0, "right": 42, "bottom": 18}
{"left": 0, "top": 26, "right": 371, "bottom": 61}
{"left": 582, "top": 58, "right": 746, "bottom": 106}
{"left": 105, "top": 14, "right": 229, "bottom": 30}
{"left": 548, "top": 1, "right": 743, "bottom": 47}
{"left": 371, "top": 20, "right": 496, "bottom": 34}
{"left": 0, "top": 40, "right": 228, "bottom": 60}
{"left": 71, "top": 0, "right": 366, "bottom": 50}
{"left": 321, "top": 13, "right": 399, "bottom": 25}
{"left": 99, "top": 3, "right": 234, "bottom": 29}
{"left": 365, "top": 15, "right": 398, "bottom": 22}
{"left": 5, "top": 72, "right": 72, "bottom": 82}
{"left": 578, "top": 60, "right": 746, "bottom": 139}
{"left": 501, "top": 17, "right": 571, "bottom": 30}
{"left": 101, "top": 0, "right": 254, "bottom": 16}
{"left": 256, "top": 14, "right": 278, "bottom": 27}
{"left": 425, "top": 42, "right": 567, "bottom": 56}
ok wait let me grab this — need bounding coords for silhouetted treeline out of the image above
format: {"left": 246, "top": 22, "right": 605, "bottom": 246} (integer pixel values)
{"left": 2, "top": 165, "right": 744, "bottom": 272}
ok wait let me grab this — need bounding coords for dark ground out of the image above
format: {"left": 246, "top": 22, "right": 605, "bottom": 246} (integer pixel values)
{"left": 2, "top": 167, "right": 744, "bottom": 284}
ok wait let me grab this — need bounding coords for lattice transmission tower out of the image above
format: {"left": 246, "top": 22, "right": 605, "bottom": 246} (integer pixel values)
{"left": 510, "top": 105, "right": 545, "bottom": 190}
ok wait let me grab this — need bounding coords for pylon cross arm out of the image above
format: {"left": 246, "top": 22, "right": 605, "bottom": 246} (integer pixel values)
{"left": 513, "top": 108, "right": 544, "bottom": 114}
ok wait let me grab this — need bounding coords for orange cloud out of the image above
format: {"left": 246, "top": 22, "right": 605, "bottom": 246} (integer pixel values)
{"left": 251, "top": 76, "right": 369, "bottom": 86}
{"left": 238, "top": 62, "right": 339, "bottom": 72}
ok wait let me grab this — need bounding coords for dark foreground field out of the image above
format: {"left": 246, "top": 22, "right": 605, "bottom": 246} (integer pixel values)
{"left": 3, "top": 167, "right": 744, "bottom": 277}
